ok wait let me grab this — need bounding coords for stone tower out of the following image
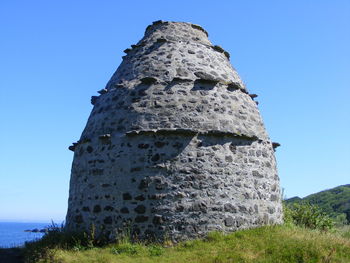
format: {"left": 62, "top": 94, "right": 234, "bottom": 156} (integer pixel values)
{"left": 65, "top": 21, "right": 283, "bottom": 241}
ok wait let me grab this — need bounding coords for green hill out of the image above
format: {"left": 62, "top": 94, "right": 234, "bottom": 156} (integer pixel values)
{"left": 286, "top": 184, "right": 350, "bottom": 223}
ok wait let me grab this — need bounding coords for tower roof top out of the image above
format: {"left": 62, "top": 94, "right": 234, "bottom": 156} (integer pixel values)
{"left": 81, "top": 21, "right": 269, "bottom": 141}
{"left": 106, "top": 20, "right": 244, "bottom": 90}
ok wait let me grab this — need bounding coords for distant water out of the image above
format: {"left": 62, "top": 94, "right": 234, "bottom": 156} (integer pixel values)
{"left": 0, "top": 222, "right": 49, "bottom": 248}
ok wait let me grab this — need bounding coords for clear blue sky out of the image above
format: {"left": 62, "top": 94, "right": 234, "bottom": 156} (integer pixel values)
{"left": 0, "top": 0, "right": 349, "bottom": 222}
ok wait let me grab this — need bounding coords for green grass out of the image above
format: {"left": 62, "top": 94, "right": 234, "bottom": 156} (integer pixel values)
{"left": 339, "top": 225, "right": 350, "bottom": 239}
{"left": 27, "top": 225, "right": 350, "bottom": 263}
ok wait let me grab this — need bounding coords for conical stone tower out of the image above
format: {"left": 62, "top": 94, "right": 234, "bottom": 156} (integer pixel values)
{"left": 66, "top": 21, "right": 283, "bottom": 241}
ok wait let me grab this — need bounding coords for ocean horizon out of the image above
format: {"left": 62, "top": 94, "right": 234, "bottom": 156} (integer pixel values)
{"left": 0, "top": 222, "right": 51, "bottom": 248}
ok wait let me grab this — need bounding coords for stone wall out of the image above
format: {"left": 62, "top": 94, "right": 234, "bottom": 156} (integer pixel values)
{"left": 65, "top": 21, "right": 283, "bottom": 241}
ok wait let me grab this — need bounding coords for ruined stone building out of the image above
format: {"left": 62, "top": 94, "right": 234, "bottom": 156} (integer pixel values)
{"left": 65, "top": 21, "right": 283, "bottom": 241}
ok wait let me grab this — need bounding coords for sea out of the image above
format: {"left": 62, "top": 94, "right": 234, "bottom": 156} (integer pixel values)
{"left": 0, "top": 222, "right": 49, "bottom": 248}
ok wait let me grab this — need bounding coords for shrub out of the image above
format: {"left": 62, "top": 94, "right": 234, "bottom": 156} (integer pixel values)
{"left": 23, "top": 222, "right": 103, "bottom": 263}
{"left": 283, "top": 202, "right": 334, "bottom": 231}
{"left": 334, "top": 213, "right": 348, "bottom": 227}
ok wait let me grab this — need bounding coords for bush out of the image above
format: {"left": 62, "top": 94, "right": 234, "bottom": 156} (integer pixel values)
{"left": 334, "top": 213, "right": 348, "bottom": 227}
{"left": 283, "top": 202, "right": 334, "bottom": 231}
{"left": 24, "top": 223, "right": 104, "bottom": 263}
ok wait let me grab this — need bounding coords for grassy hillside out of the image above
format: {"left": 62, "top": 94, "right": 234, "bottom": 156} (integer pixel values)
{"left": 286, "top": 184, "right": 350, "bottom": 223}
{"left": 23, "top": 225, "right": 350, "bottom": 263}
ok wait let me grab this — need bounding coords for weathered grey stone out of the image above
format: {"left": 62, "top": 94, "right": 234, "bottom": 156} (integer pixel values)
{"left": 93, "top": 205, "right": 101, "bottom": 213}
{"left": 224, "top": 203, "right": 237, "bottom": 213}
{"left": 134, "top": 205, "right": 146, "bottom": 214}
{"left": 122, "top": 193, "right": 132, "bottom": 200}
{"left": 65, "top": 21, "right": 283, "bottom": 242}
{"left": 103, "top": 216, "right": 113, "bottom": 224}
{"left": 120, "top": 207, "right": 129, "bottom": 213}
{"left": 153, "top": 215, "right": 164, "bottom": 225}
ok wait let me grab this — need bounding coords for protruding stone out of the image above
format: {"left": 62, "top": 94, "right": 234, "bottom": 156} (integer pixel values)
{"left": 223, "top": 51, "right": 230, "bottom": 59}
{"left": 156, "top": 38, "right": 167, "bottom": 43}
{"left": 212, "top": 45, "right": 225, "bottom": 53}
{"left": 123, "top": 48, "right": 132, "bottom": 54}
{"left": 68, "top": 145, "right": 76, "bottom": 152}
{"left": 227, "top": 82, "right": 243, "bottom": 91}
{"left": 249, "top": 94, "right": 258, "bottom": 99}
{"left": 91, "top": 96, "right": 99, "bottom": 105}
{"left": 98, "top": 89, "right": 108, "bottom": 95}
{"left": 140, "top": 77, "right": 158, "bottom": 84}
{"left": 194, "top": 71, "right": 220, "bottom": 83}
{"left": 99, "top": 134, "right": 111, "bottom": 140}
{"left": 191, "top": 24, "right": 209, "bottom": 37}
{"left": 272, "top": 142, "right": 281, "bottom": 149}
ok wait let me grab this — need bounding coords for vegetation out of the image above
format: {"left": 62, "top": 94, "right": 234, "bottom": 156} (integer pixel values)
{"left": 19, "top": 203, "right": 350, "bottom": 263}
{"left": 283, "top": 203, "right": 334, "bottom": 231}
{"left": 285, "top": 184, "right": 350, "bottom": 224}
{"left": 3, "top": 189, "right": 345, "bottom": 262}
{"left": 20, "top": 224, "right": 350, "bottom": 263}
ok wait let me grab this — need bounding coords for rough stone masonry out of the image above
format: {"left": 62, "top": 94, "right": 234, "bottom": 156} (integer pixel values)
{"left": 65, "top": 21, "right": 283, "bottom": 241}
